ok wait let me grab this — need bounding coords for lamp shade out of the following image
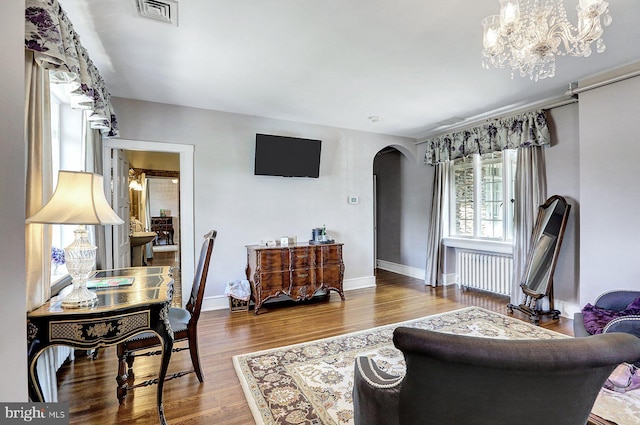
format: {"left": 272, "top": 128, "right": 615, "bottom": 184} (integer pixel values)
{"left": 26, "top": 170, "right": 124, "bottom": 225}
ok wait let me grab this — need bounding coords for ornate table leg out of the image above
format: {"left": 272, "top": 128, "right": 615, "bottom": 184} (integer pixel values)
{"left": 27, "top": 350, "right": 45, "bottom": 402}
{"left": 155, "top": 304, "right": 174, "bottom": 425}
{"left": 116, "top": 346, "right": 129, "bottom": 404}
{"left": 27, "top": 320, "right": 45, "bottom": 402}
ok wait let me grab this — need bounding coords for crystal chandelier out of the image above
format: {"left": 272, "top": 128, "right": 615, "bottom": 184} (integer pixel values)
{"left": 481, "top": 0, "right": 612, "bottom": 81}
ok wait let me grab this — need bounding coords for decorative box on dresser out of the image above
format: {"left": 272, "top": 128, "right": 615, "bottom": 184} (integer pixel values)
{"left": 245, "top": 242, "right": 345, "bottom": 314}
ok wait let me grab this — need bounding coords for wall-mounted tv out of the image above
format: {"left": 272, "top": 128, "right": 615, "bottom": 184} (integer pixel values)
{"left": 254, "top": 133, "right": 322, "bottom": 178}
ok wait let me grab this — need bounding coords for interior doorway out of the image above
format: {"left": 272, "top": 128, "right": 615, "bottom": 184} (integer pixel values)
{"left": 129, "top": 164, "right": 181, "bottom": 267}
{"left": 372, "top": 144, "right": 427, "bottom": 279}
{"left": 373, "top": 147, "right": 403, "bottom": 271}
{"left": 103, "top": 139, "right": 195, "bottom": 309}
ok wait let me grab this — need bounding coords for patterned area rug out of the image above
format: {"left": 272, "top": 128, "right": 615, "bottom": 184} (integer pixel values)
{"left": 232, "top": 306, "right": 640, "bottom": 425}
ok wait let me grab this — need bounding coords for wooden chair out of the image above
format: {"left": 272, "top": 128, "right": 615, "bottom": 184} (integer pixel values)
{"left": 115, "top": 230, "right": 216, "bottom": 403}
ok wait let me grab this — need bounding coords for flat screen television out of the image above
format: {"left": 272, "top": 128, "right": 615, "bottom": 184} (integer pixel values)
{"left": 254, "top": 133, "right": 322, "bottom": 178}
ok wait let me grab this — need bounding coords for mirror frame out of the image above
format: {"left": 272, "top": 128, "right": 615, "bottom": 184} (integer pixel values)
{"left": 507, "top": 195, "right": 571, "bottom": 324}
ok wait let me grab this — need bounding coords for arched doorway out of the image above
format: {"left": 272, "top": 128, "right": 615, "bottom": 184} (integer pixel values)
{"left": 372, "top": 145, "right": 431, "bottom": 279}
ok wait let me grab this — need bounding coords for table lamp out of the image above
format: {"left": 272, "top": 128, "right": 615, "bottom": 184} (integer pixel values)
{"left": 26, "top": 170, "right": 124, "bottom": 308}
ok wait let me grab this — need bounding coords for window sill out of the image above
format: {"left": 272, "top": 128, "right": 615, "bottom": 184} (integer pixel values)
{"left": 51, "top": 274, "right": 72, "bottom": 297}
{"left": 442, "top": 237, "right": 513, "bottom": 255}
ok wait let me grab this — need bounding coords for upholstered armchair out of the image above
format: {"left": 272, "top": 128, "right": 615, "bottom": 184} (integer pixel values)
{"left": 574, "top": 290, "right": 640, "bottom": 368}
{"left": 353, "top": 327, "right": 640, "bottom": 425}
{"left": 574, "top": 290, "right": 640, "bottom": 338}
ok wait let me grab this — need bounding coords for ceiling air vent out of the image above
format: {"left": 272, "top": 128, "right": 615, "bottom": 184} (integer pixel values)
{"left": 136, "top": 0, "right": 178, "bottom": 26}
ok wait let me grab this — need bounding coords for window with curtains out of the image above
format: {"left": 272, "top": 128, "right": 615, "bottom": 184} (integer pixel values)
{"left": 25, "top": 0, "right": 118, "bottom": 314}
{"left": 450, "top": 150, "right": 516, "bottom": 241}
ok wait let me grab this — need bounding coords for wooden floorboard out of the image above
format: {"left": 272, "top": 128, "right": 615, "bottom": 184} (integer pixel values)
{"left": 56, "top": 268, "right": 574, "bottom": 424}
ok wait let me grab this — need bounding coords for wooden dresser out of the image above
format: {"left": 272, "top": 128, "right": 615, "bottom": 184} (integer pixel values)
{"left": 150, "top": 216, "right": 174, "bottom": 245}
{"left": 245, "top": 243, "right": 345, "bottom": 314}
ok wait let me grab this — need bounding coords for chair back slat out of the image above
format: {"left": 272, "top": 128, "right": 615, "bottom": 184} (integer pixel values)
{"left": 186, "top": 230, "right": 216, "bottom": 322}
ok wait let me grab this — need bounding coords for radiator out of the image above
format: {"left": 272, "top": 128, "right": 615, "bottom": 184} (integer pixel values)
{"left": 456, "top": 250, "right": 513, "bottom": 296}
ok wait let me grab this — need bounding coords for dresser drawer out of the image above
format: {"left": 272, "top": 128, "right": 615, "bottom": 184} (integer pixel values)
{"left": 316, "top": 245, "right": 342, "bottom": 265}
{"left": 291, "top": 268, "right": 314, "bottom": 286}
{"left": 318, "top": 263, "right": 343, "bottom": 282}
{"left": 257, "top": 271, "right": 290, "bottom": 292}
{"left": 290, "top": 268, "right": 314, "bottom": 300}
{"left": 290, "top": 247, "right": 314, "bottom": 269}
{"left": 257, "top": 249, "right": 290, "bottom": 272}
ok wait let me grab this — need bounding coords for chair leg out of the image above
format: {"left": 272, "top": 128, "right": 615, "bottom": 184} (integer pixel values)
{"left": 188, "top": 331, "right": 204, "bottom": 382}
{"left": 126, "top": 352, "right": 136, "bottom": 380}
{"left": 116, "top": 344, "right": 129, "bottom": 404}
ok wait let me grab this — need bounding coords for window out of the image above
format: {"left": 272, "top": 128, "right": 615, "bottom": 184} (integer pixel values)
{"left": 50, "top": 96, "right": 67, "bottom": 282}
{"left": 450, "top": 150, "right": 516, "bottom": 242}
{"left": 49, "top": 84, "right": 86, "bottom": 284}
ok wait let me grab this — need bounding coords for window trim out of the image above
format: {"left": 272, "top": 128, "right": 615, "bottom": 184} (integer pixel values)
{"left": 51, "top": 274, "right": 73, "bottom": 297}
{"left": 442, "top": 237, "right": 513, "bottom": 255}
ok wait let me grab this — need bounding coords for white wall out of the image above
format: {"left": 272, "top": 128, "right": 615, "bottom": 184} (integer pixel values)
{"left": 111, "top": 97, "right": 416, "bottom": 298}
{"left": 546, "top": 103, "right": 581, "bottom": 314}
{"left": 148, "top": 177, "right": 180, "bottom": 243}
{"left": 579, "top": 75, "right": 640, "bottom": 306}
{"left": 0, "top": 1, "right": 27, "bottom": 401}
{"left": 148, "top": 178, "right": 179, "bottom": 218}
{"left": 399, "top": 150, "right": 433, "bottom": 272}
{"left": 112, "top": 77, "right": 639, "bottom": 315}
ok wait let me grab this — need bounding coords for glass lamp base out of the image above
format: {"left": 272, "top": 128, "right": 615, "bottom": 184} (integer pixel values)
{"left": 62, "top": 225, "right": 99, "bottom": 308}
{"left": 61, "top": 284, "right": 98, "bottom": 308}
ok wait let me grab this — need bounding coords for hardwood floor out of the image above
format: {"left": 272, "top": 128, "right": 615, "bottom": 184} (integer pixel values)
{"left": 57, "top": 268, "right": 574, "bottom": 424}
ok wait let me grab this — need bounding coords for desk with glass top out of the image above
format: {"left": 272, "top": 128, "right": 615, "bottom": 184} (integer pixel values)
{"left": 27, "top": 266, "right": 175, "bottom": 425}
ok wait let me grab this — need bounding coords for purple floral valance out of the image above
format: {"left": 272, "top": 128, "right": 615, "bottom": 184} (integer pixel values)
{"left": 25, "top": 0, "right": 118, "bottom": 137}
{"left": 424, "top": 110, "right": 550, "bottom": 165}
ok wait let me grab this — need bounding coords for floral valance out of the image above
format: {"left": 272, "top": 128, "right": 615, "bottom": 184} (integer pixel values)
{"left": 25, "top": 0, "right": 118, "bottom": 137}
{"left": 424, "top": 110, "right": 550, "bottom": 165}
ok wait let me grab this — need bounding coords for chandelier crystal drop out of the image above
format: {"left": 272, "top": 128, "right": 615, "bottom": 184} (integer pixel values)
{"left": 481, "top": 0, "right": 612, "bottom": 81}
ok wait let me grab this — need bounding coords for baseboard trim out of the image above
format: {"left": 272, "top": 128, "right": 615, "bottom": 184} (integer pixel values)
{"left": 202, "top": 296, "right": 231, "bottom": 312}
{"left": 376, "top": 260, "right": 425, "bottom": 280}
{"left": 441, "top": 272, "right": 457, "bottom": 286}
{"left": 554, "top": 300, "right": 581, "bottom": 320}
{"left": 201, "top": 275, "right": 377, "bottom": 312}
{"left": 344, "top": 275, "right": 376, "bottom": 291}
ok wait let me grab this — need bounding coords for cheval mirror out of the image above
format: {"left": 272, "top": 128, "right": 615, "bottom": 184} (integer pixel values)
{"left": 507, "top": 195, "right": 571, "bottom": 324}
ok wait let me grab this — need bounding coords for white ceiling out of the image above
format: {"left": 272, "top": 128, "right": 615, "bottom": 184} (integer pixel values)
{"left": 60, "top": 0, "right": 640, "bottom": 139}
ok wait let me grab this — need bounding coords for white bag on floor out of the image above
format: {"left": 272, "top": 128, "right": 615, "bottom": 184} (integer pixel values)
{"left": 224, "top": 279, "right": 251, "bottom": 301}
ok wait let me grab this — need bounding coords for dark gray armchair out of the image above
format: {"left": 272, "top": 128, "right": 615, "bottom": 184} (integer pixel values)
{"left": 574, "top": 290, "right": 640, "bottom": 368}
{"left": 574, "top": 290, "right": 640, "bottom": 338}
{"left": 353, "top": 327, "right": 640, "bottom": 425}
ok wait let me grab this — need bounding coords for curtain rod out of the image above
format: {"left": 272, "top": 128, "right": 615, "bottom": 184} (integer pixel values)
{"left": 415, "top": 94, "right": 576, "bottom": 145}
{"left": 566, "top": 68, "right": 640, "bottom": 95}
